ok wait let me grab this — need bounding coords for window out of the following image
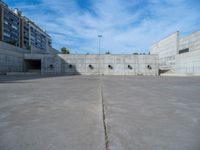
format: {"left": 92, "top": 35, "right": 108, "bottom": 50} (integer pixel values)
{"left": 179, "top": 48, "right": 189, "bottom": 54}
{"left": 3, "top": 32, "right": 10, "bottom": 37}
{"left": 4, "top": 20, "right": 8, "bottom": 25}
{"left": 11, "top": 25, "right": 18, "bottom": 30}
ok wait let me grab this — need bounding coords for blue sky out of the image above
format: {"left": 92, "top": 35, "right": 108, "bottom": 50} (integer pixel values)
{"left": 5, "top": 0, "right": 200, "bottom": 54}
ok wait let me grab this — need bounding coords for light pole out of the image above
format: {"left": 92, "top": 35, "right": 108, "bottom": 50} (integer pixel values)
{"left": 98, "top": 35, "right": 102, "bottom": 55}
{"left": 98, "top": 35, "right": 102, "bottom": 75}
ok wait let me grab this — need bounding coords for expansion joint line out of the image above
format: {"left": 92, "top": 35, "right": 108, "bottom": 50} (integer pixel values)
{"left": 100, "top": 82, "right": 110, "bottom": 150}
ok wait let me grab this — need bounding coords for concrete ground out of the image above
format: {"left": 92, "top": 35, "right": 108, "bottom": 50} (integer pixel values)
{"left": 0, "top": 75, "right": 200, "bottom": 150}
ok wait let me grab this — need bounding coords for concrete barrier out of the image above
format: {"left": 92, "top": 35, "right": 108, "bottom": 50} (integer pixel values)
{"left": 0, "top": 41, "right": 159, "bottom": 76}
{"left": 59, "top": 54, "right": 159, "bottom": 76}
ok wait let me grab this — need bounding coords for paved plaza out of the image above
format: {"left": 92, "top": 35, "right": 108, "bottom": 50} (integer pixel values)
{"left": 0, "top": 75, "right": 200, "bottom": 150}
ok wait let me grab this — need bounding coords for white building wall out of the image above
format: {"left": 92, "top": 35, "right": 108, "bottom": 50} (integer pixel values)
{"left": 176, "top": 50, "right": 200, "bottom": 75}
{"left": 150, "top": 29, "right": 200, "bottom": 76}
{"left": 176, "top": 30, "right": 200, "bottom": 75}
{"left": 150, "top": 32, "right": 179, "bottom": 69}
{"left": 179, "top": 30, "right": 200, "bottom": 52}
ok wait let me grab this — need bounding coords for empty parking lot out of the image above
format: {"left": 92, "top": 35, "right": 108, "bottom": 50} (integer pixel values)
{"left": 0, "top": 75, "right": 200, "bottom": 150}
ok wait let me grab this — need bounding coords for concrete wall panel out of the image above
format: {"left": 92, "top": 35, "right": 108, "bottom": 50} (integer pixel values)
{"left": 0, "top": 42, "right": 158, "bottom": 76}
{"left": 179, "top": 30, "right": 200, "bottom": 52}
{"left": 150, "top": 32, "right": 179, "bottom": 69}
{"left": 59, "top": 54, "right": 158, "bottom": 76}
{"left": 0, "top": 42, "right": 24, "bottom": 74}
{"left": 176, "top": 50, "right": 200, "bottom": 75}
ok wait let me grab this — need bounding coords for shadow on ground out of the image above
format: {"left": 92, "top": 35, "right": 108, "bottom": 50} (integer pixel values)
{"left": 0, "top": 74, "right": 81, "bottom": 83}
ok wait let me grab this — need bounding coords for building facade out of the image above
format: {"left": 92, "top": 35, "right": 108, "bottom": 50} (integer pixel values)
{"left": 176, "top": 30, "right": 200, "bottom": 75}
{"left": 0, "top": 0, "right": 52, "bottom": 53}
{"left": 0, "top": 1, "right": 21, "bottom": 47}
{"left": 150, "top": 30, "right": 200, "bottom": 76}
{"left": 150, "top": 32, "right": 179, "bottom": 70}
{"left": 20, "top": 16, "right": 52, "bottom": 53}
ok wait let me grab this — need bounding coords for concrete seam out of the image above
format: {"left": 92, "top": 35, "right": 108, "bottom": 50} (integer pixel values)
{"left": 100, "top": 81, "right": 110, "bottom": 150}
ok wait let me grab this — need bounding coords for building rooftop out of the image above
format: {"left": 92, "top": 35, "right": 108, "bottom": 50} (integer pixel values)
{"left": 0, "top": 0, "right": 8, "bottom": 7}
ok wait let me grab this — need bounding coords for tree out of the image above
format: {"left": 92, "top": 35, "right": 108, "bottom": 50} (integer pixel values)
{"left": 61, "top": 47, "right": 70, "bottom": 54}
{"left": 105, "top": 51, "right": 110, "bottom": 54}
{"left": 133, "top": 52, "right": 138, "bottom": 55}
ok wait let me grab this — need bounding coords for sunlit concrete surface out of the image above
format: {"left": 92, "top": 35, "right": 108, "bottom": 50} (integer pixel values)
{"left": 102, "top": 76, "right": 200, "bottom": 150}
{"left": 0, "top": 75, "right": 104, "bottom": 150}
{"left": 0, "top": 75, "right": 200, "bottom": 150}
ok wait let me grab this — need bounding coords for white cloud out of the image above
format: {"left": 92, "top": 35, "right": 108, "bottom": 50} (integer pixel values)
{"left": 12, "top": 0, "right": 200, "bottom": 54}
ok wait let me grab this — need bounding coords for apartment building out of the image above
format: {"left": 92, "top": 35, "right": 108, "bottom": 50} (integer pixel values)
{"left": 20, "top": 16, "right": 52, "bottom": 53}
{"left": 0, "top": 0, "right": 52, "bottom": 53}
{"left": 0, "top": 0, "right": 21, "bottom": 47}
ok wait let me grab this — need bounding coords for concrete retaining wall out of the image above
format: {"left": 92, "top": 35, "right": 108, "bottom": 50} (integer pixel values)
{"left": 59, "top": 54, "right": 159, "bottom": 76}
{"left": 0, "top": 42, "right": 24, "bottom": 74}
{"left": 24, "top": 54, "right": 61, "bottom": 74}
{"left": 0, "top": 42, "right": 61, "bottom": 74}
{"left": 0, "top": 41, "right": 159, "bottom": 76}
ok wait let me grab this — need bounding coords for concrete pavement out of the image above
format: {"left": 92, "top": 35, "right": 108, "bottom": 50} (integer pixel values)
{"left": 0, "top": 75, "right": 200, "bottom": 150}
{"left": 102, "top": 76, "right": 200, "bottom": 150}
{"left": 0, "top": 75, "right": 104, "bottom": 150}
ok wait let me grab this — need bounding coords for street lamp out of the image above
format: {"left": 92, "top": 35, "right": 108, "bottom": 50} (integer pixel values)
{"left": 98, "top": 35, "right": 102, "bottom": 75}
{"left": 98, "top": 35, "right": 102, "bottom": 55}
